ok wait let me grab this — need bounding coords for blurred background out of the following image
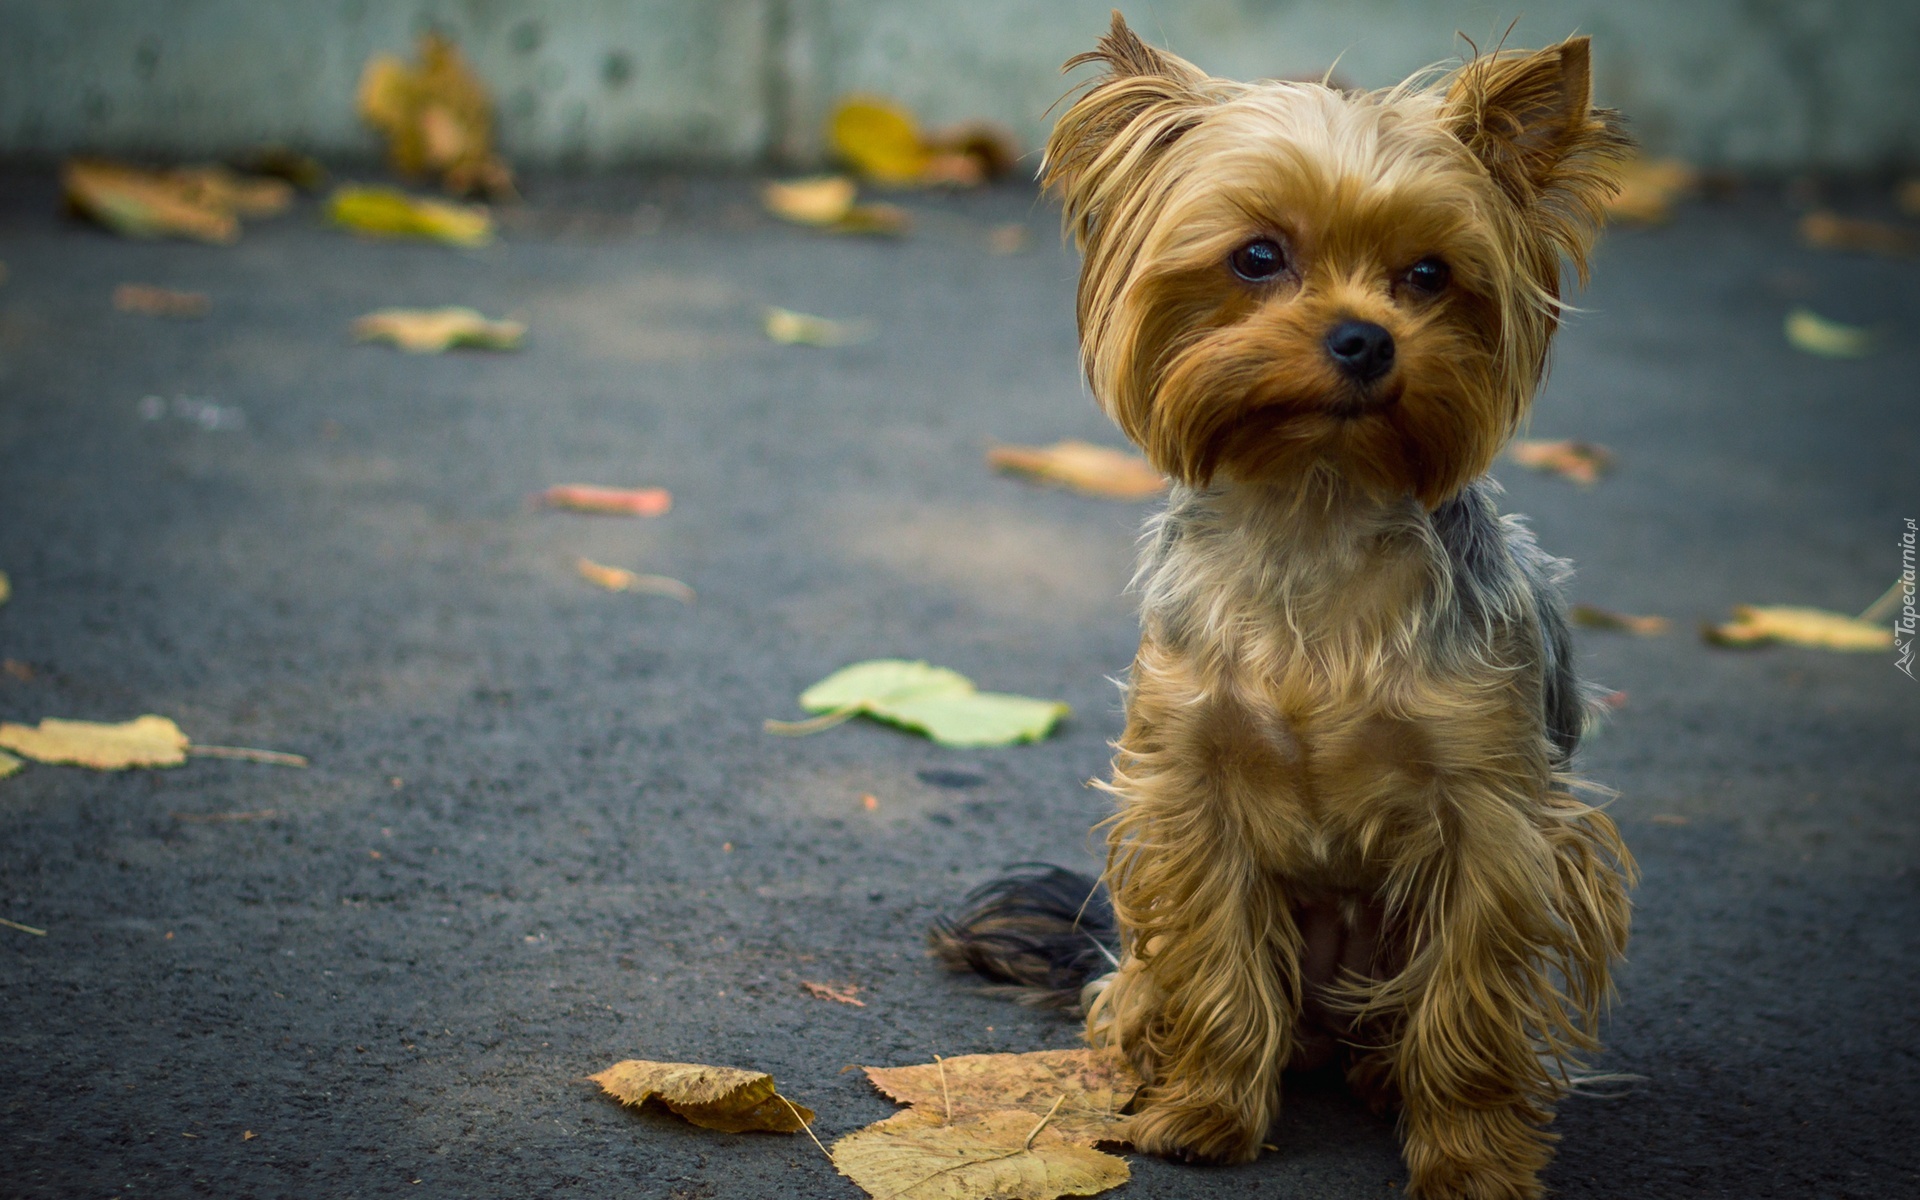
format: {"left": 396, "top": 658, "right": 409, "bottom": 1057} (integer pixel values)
{"left": 4, "top": 0, "right": 1918, "bottom": 172}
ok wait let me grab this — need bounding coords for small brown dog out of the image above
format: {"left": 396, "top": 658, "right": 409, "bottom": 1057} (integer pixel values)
{"left": 934, "top": 15, "right": 1636, "bottom": 1199}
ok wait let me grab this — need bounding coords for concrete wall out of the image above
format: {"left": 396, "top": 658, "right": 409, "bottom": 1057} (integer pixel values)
{"left": 3, "top": 0, "right": 1916, "bottom": 171}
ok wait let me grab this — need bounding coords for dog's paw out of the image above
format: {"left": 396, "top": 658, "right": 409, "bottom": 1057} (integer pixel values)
{"left": 1402, "top": 1106, "right": 1551, "bottom": 1200}
{"left": 1119, "top": 1097, "right": 1264, "bottom": 1166}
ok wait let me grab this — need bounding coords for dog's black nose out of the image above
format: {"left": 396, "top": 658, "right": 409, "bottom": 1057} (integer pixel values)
{"left": 1324, "top": 320, "right": 1395, "bottom": 383}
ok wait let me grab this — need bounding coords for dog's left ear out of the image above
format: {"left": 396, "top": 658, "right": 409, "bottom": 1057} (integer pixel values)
{"left": 1447, "top": 37, "right": 1629, "bottom": 272}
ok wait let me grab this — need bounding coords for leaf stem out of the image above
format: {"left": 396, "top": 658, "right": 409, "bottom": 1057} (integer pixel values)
{"left": 762, "top": 706, "right": 859, "bottom": 737}
{"left": 1023, "top": 1095, "right": 1065, "bottom": 1150}
{"left": 187, "top": 744, "right": 310, "bottom": 767}
{"left": 778, "top": 1095, "right": 834, "bottom": 1164}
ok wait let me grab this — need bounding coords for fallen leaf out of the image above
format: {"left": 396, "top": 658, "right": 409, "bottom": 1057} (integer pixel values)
{"left": 769, "top": 659, "right": 1069, "bottom": 747}
{"left": 764, "top": 306, "right": 874, "bottom": 347}
{"left": 113, "top": 284, "right": 212, "bottom": 319}
{"left": 827, "top": 96, "right": 1020, "bottom": 188}
{"left": 1705, "top": 604, "right": 1892, "bottom": 651}
{"left": 762, "top": 176, "right": 910, "bottom": 236}
{"left": 1900, "top": 179, "right": 1920, "bottom": 217}
{"left": 0, "top": 750, "right": 21, "bottom": 781}
{"left": 352, "top": 306, "right": 525, "bottom": 353}
{"left": 1571, "top": 605, "right": 1671, "bottom": 636}
{"left": 831, "top": 97, "right": 931, "bottom": 185}
{"left": 590, "top": 1059, "right": 814, "bottom": 1133}
{"left": 1508, "top": 439, "right": 1613, "bottom": 485}
{"left": 832, "top": 1109, "right": 1129, "bottom": 1200}
{"left": 987, "top": 441, "right": 1166, "bottom": 500}
{"left": 1603, "top": 158, "right": 1697, "bottom": 224}
{"left": 61, "top": 159, "right": 285, "bottom": 244}
{"left": 1784, "top": 307, "right": 1872, "bottom": 358}
{"left": 328, "top": 185, "right": 492, "bottom": 247}
{"left": 1799, "top": 211, "right": 1919, "bottom": 257}
{"left": 575, "top": 557, "right": 696, "bottom": 602}
{"left": 0, "top": 715, "right": 189, "bottom": 770}
{"left": 537, "top": 484, "right": 672, "bottom": 516}
{"left": 357, "top": 34, "right": 513, "bottom": 198}
{"left": 0, "top": 570, "right": 9, "bottom": 604}
{"left": 865, "top": 1049, "right": 1140, "bottom": 1144}
{"left": 801, "top": 980, "right": 866, "bottom": 1007}
{"left": 3, "top": 660, "right": 31, "bottom": 681}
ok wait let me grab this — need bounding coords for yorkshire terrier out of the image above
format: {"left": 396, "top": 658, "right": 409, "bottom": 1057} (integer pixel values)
{"left": 933, "top": 15, "right": 1636, "bottom": 1199}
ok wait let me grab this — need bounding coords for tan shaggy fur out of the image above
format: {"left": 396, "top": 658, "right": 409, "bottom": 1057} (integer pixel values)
{"left": 1046, "top": 15, "right": 1637, "bottom": 1199}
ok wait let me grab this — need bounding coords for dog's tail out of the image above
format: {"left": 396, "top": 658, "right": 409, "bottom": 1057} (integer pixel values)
{"left": 926, "top": 864, "right": 1118, "bottom": 1011}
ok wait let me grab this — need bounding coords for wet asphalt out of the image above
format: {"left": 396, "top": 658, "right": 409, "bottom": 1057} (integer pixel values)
{"left": 0, "top": 164, "right": 1915, "bottom": 1199}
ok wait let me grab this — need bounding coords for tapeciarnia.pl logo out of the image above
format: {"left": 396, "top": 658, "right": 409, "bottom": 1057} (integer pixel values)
{"left": 1897, "top": 518, "right": 1916, "bottom": 679}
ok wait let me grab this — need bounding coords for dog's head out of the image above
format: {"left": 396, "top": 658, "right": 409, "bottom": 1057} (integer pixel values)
{"left": 1047, "top": 15, "right": 1627, "bottom": 506}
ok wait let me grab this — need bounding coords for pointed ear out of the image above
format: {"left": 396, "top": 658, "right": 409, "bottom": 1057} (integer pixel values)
{"left": 1044, "top": 12, "right": 1221, "bottom": 244}
{"left": 1447, "top": 37, "right": 1630, "bottom": 265}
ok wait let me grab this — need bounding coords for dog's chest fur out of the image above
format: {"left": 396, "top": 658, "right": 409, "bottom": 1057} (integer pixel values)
{"left": 1128, "top": 477, "right": 1574, "bottom": 890}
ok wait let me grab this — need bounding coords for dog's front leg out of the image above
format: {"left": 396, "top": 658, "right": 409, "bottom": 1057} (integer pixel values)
{"left": 1089, "top": 650, "right": 1306, "bottom": 1165}
{"left": 1386, "top": 780, "right": 1630, "bottom": 1200}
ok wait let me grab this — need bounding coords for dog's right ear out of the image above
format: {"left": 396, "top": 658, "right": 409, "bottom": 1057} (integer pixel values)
{"left": 1044, "top": 12, "right": 1219, "bottom": 247}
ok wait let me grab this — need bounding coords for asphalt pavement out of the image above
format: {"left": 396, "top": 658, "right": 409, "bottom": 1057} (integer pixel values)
{"left": 0, "top": 164, "right": 1915, "bottom": 1199}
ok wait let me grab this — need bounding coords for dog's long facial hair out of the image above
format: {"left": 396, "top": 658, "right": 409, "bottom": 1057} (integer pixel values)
{"left": 933, "top": 17, "right": 1636, "bottom": 1200}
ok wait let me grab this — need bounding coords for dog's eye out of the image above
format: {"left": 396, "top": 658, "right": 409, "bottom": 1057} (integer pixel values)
{"left": 1402, "top": 257, "right": 1451, "bottom": 296}
{"left": 1228, "top": 238, "right": 1287, "bottom": 282}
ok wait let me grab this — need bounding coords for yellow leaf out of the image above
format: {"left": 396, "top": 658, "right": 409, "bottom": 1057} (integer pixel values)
{"left": 574, "top": 558, "right": 695, "bottom": 602}
{"left": 351, "top": 306, "right": 524, "bottom": 353}
{"left": 1705, "top": 605, "right": 1893, "bottom": 651}
{"left": 1799, "top": 211, "right": 1919, "bottom": 257}
{"left": 987, "top": 441, "right": 1166, "bottom": 500}
{"left": 1603, "top": 157, "right": 1697, "bottom": 224}
{"left": 830, "top": 96, "right": 932, "bottom": 185}
{"left": 589, "top": 1059, "right": 814, "bottom": 1133}
{"left": 865, "top": 1048, "right": 1141, "bottom": 1144}
{"left": 328, "top": 186, "right": 492, "bottom": 247}
{"left": 831, "top": 1109, "right": 1130, "bottom": 1200}
{"left": 1784, "top": 307, "right": 1872, "bottom": 358}
{"left": 0, "top": 715, "right": 189, "bottom": 770}
{"left": 764, "top": 306, "right": 874, "bottom": 347}
{"left": 1508, "top": 439, "right": 1613, "bottom": 485}
{"left": 0, "top": 570, "right": 9, "bottom": 605}
{"left": 762, "top": 176, "right": 910, "bottom": 236}
{"left": 356, "top": 34, "right": 513, "bottom": 198}
{"left": 764, "top": 175, "right": 857, "bottom": 224}
{"left": 1570, "top": 605, "right": 1671, "bottom": 636}
{"left": 0, "top": 750, "right": 21, "bottom": 781}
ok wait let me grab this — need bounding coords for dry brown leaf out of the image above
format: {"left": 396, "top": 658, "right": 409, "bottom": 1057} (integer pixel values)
{"left": 1705, "top": 605, "right": 1893, "bottom": 651}
{"left": 800, "top": 980, "right": 865, "bottom": 1007}
{"left": 865, "top": 1048, "right": 1141, "bottom": 1144}
{"left": 988, "top": 441, "right": 1167, "bottom": 501}
{"left": 1604, "top": 158, "right": 1697, "bottom": 224}
{"left": 589, "top": 1059, "right": 814, "bottom": 1133}
{"left": 1799, "top": 211, "right": 1919, "bottom": 257}
{"left": 762, "top": 176, "right": 910, "bottom": 236}
{"left": 113, "top": 284, "right": 211, "bottom": 319}
{"left": 63, "top": 160, "right": 237, "bottom": 243}
{"left": 538, "top": 484, "right": 672, "bottom": 517}
{"left": 0, "top": 715, "right": 189, "bottom": 770}
{"left": 1509, "top": 439, "right": 1613, "bottom": 485}
{"left": 357, "top": 34, "right": 513, "bottom": 198}
{"left": 1571, "top": 605, "right": 1671, "bottom": 636}
{"left": 575, "top": 558, "right": 695, "bottom": 602}
{"left": 352, "top": 306, "right": 524, "bottom": 353}
{"left": 832, "top": 1109, "right": 1129, "bottom": 1200}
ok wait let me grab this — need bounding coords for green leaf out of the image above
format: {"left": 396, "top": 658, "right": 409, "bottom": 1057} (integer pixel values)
{"left": 782, "top": 659, "right": 1068, "bottom": 747}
